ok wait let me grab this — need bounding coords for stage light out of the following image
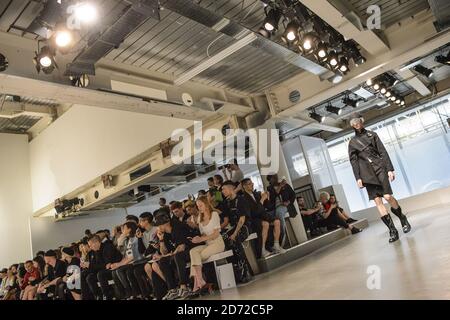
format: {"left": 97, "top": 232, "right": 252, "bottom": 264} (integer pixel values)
{"left": 33, "top": 46, "right": 57, "bottom": 74}
{"left": 401, "top": 100, "right": 405, "bottom": 106}
{"left": 54, "top": 29, "right": 72, "bottom": 48}
{"left": 326, "top": 104, "right": 342, "bottom": 115}
{"left": 390, "top": 96, "right": 397, "bottom": 102}
{"left": 263, "top": 9, "right": 281, "bottom": 31}
{"left": 380, "top": 87, "right": 387, "bottom": 95}
{"left": 258, "top": 27, "right": 271, "bottom": 38}
{"left": 343, "top": 97, "right": 360, "bottom": 108}
{"left": 413, "top": 65, "right": 433, "bottom": 78}
{"left": 310, "top": 111, "right": 325, "bottom": 123}
{"left": 373, "top": 83, "right": 380, "bottom": 91}
{"left": 283, "top": 21, "right": 300, "bottom": 44}
{"left": 329, "top": 50, "right": 338, "bottom": 67}
{"left": 385, "top": 91, "right": 392, "bottom": 98}
{"left": 354, "top": 55, "right": 366, "bottom": 66}
{"left": 395, "top": 99, "right": 401, "bottom": 105}
{"left": 316, "top": 41, "right": 328, "bottom": 60}
{"left": 338, "top": 57, "right": 349, "bottom": 73}
{"left": 0, "top": 53, "right": 8, "bottom": 72}
{"left": 435, "top": 52, "right": 450, "bottom": 66}
{"left": 330, "top": 74, "right": 343, "bottom": 84}
{"left": 301, "top": 33, "right": 316, "bottom": 52}
{"left": 366, "top": 79, "right": 373, "bottom": 86}
{"left": 75, "top": 2, "right": 98, "bottom": 24}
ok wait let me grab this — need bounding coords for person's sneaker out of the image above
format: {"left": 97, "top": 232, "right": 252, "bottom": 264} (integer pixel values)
{"left": 177, "top": 288, "right": 190, "bottom": 300}
{"left": 273, "top": 242, "right": 286, "bottom": 254}
{"left": 162, "top": 289, "right": 179, "bottom": 301}
{"left": 261, "top": 248, "right": 272, "bottom": 258}
{"left": 347, "top": 218, "right": 358, "bottom": 224}
{"left": 351, "top": 227, "right": 362, "bottom": 235}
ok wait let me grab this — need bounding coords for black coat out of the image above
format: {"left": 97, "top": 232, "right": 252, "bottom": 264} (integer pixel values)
{"left": 348, "top": 129, "right": 394, "bottom": 186}
{"left": 266, "top": 182, "right": 298, "bottom": 218}
{"left": 88, "top": 240, "right": 122, "bottom": 272}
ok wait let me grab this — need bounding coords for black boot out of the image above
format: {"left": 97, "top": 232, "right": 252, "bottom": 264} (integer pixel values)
{"left": 381, "top": 214, "right": 399, "bottom": 243}
{"left": 391, "top": 206, "right": 411, "bottom": 233}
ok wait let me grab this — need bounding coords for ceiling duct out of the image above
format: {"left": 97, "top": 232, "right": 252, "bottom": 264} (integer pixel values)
{"left": 161, "top": 0, "right": 329, "bottom": 76}
{"left": 25, "top": 0, "right": 65, "bottom": 38}
{"left": 428, "top": 0, "right": 450, "bottom": 31}
{"left": 66, "top": 0, "right": 160, "bottom": 75}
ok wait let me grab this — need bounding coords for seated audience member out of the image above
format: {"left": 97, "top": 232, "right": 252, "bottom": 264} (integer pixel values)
{"left": 221, "top": 180, "right": 253, "bottom": 283}
{"left": 185, "top": 201, "right": 200, "bottom": 229}
{"left": 37, "top": 250, "right": 68, "bottom": 300}
{"left": 0, "top": 267, "right": 17, "bottom": 300}
{"left": 197, "top": 190, "right": 207, "bottom": 197}
{"left": 36, "top": 251, "right": 45, "bottom": 259}
{"left": 266, "top": 174, "right": 298, "bottom": 242}
{"left": 0, "top": 268, "right": 7, "bottom": 298}
{"left": 171, "top": 201, "right": 189, "bottom": 223}
{"left": 207, "top": 189, "right": 229, "bottom": 231}
{"left": 297, "top": 196, "right": 322, "bottom": 237}
{"left": 189, "top": 196, "right": 225, "bottom": 295}
{"left": 329, "top": 194, "right": 358, "bottom": 224}
{"left": 84, "top": 234, "right": 122, "bottom": 300}
{"left": 61, "top": 247, "right": 81, "bottom": 300}
{"left": 241, "top": 178, "right": 284, "bottom": 258}
{"left": 21, "top": 260, "right": 41, "bottom": 300}
{"left": 133, "top": 212, "right": 158, "bottom": 299}
{"left": 110, "top": 222, "right": 143, "bottom": 300}
{"left": 79, "top": 238, "right": 91, "bottom": 265}
{"left": 319, "top": 192, "right": 362, "bottom": 235}
{"left": 213, "top": 174, "right": 224, "bottom": 190}
{"left": 159, "top": 197, "right": 169, "bottom": 210}
{"left": 84, "top": 229, "right": 92, "bottom": 237}
{"left": 112, "top": 225, "right": 122, "bottom": 247}
{"left": 152, "top": 213, "right": 192, "bottom": 300}
{"left": 126, "top": 215, "right": 139, "bottom": 224}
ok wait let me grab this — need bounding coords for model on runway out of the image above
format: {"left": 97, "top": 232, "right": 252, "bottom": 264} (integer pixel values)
{"left": 348, "top": 113, "right": 411, "bottom": 243}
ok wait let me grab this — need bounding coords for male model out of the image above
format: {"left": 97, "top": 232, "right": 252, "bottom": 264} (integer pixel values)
{"left": 348, "top": 113, "right": 411, "bottom": 243}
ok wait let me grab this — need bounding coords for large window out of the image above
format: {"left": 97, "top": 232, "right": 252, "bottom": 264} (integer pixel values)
{"left": 327, "top": 94, "right": 450, "bottom": 212}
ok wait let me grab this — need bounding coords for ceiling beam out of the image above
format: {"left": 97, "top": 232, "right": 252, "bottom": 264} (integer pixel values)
{"left": 395, "top": 68, "right": 432, "bottom": 96}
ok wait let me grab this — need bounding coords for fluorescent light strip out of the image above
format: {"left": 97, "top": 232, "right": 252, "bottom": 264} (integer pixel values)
{"left": 174, "top": 33, "right": 257, "bottom": 86}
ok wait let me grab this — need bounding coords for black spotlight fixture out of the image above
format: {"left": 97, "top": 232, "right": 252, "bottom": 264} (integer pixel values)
{"left": 315, "top": 41, "right": 328, "bottom": 61}
{"left": 0, "top": 53, "right": 8, "bottom": 72}
{"left": 338, "top": 56, "right": 349, "bottom": 73}
{"left": 413, "top": 65, "right": 433, "bottom": 78}
{"left": 263, "top": 8, "right": 282, "bottom": 32}
{"left": 326, "top": 104, "right": 342, "bottom": 115}
{"left": 258, "top": 27, "right": 271, "bottom": 38}
{"left": 282, "top": 20, "right": 300, "bottom": 45}
{"left": 310, "top": 110, "right": 325, "bottom": 123}
{"left": 300, "top": 32, "right": 317, "bottom": 53}
{"left": 33, "top": 46, "right": 57, "bottom": 74}
{"left": 435, "top": 52, "right": 450, "bottom": 66}
{"left": 343, "top": 96, "right": 361, "bottom": 108}
{"left": 328, "top": 50, "right": 339, "bottom": 68}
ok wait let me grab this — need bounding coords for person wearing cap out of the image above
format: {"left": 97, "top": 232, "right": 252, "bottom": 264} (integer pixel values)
{"left": 61, "top": 247, "right": 81, "bottom": 300}
{"left": 151, "top": 212, "right": 192, "bottom": 300}
{"left": 36, "top": 250, "right": 68, "bottom": 300}
{"left": 348, "top": 113, "right": 411, "bottom": 243}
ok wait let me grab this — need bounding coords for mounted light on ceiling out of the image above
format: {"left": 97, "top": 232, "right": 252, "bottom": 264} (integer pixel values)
{"left": 338, "top": 56, "right": 349, "bottom": 73}
{"left": 315, "top": 41, "right": 328, "bottom": 61}
{"left": 74, "top": 2, "right": 98, "bottom": 24}
{"left": 366, "top": 79, "right": 373, "bottom": 86}
{"left": 326, "top": 104, "right": 342, "bottom": 115}
{"left": 380, "top": 86, "right": 387, "bottom": 95}
{"left": 343, "top": 96, "right": 361, "bottom": 108}
{"left": 263, "top": 8, "right": 281, "bottom": 32}
{"left": 300, "top": 33, "right": 317, "bottom": 53}
{"left": 0, "top": 53, "right": 8, "bottom": 72}
{"left": 309, "top": 110, "right": 325, "bottom": 123}
{"left": 435, "top": 52, "right": 450, "bottom": 66}
{"left": 33, "top": 46, "right": 57, "bottom": 74}
{"left": 385, "top": 91, "right": 392, "bottom": 98}
{"left": 413, "top": 65, "right": 434, "bottom": 78}
{"left": 282, "top": 20, "right": 300, "bottom": 44}
{"left": 328, "top": 50, "right": 338, "bottom": 67}
{"left": 53, "top": 25, "right": 73, "bottom": 48}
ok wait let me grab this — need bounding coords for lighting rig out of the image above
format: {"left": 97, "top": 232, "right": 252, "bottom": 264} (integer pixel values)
{"left": 365, "top": 73, "right": 405, "bottom": 107}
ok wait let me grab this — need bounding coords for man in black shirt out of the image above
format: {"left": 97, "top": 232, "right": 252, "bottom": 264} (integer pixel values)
{"left": 84, "top": 235, "right": 122, "bottom": 300}
{"left": 170, "top": 201, "right": 189, "bottom": 223}
{"left": 241, "top": 178, "right": 284, "bottom": 258}
{"left": 297, "top": 196, "right": 322, "bottom": 238}
{"left": 222, "top": 180, "right": 252, "bottom": 283}
{"left": 36, "top": 250, "right": 67, "bottom": 300}
{"left": 152, "top": 213, "right": 192, "bottom": 300}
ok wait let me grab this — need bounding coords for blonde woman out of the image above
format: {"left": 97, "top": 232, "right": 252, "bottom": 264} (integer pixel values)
{"left": 189, "top": 196, "right": 225, "bottom": 294}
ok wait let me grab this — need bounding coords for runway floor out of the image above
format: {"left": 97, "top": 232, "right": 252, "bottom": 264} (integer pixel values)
{"left": 206, "top": 204, "right": 450, "bottom": 300}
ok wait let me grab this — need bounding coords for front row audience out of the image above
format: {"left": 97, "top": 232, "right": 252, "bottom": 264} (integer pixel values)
{"left": 1, "top": 169, "right": 360, "bottom": 300}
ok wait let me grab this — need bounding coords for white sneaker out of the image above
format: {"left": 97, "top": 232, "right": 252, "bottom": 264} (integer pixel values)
{"left": 262, "top": 248, "right": 271, "bottom": 258}
{"left": 273, "top": 243, "right": 286, "bottom": 254}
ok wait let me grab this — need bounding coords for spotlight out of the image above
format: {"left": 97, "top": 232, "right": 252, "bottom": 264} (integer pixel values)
{"left": 33, "top": 46, "right": 57, "bottom": 74}
{"left": 282, "top": 21, "right": 300, "bottom": 44}
{"left": 385, "top": 91, "right": 392, "bottom": 98}
{"left": 263, "top": 9, "right": 281, "bottom": 32}
{"left": 326, "top": 104, "right": 342, "bottom": 115}
{"left": 366, "top": 79, "right": 373, "bottom": 86}
{"left": 0, "top": 53, "right": 8, "bottom": 72}
{"left": 301, "top": 33, "right": 316, "bottom": 52}
{"left": 316, "top": 41, "right": 328, "bottom": 61}
{"left": 413, "top": 65, "right": 433, "bottom": 78}
{"left": 343, "top": 97, "right": 360, "bottom": 108}
{"left": 329, "top": 74, "right": 343, "bottom": 84}
{"left": 54, "top": 29, "right": 73, "bottom": 48}
{"left": 435, "top": 52, "right": 450, "bottom": 66}
{"left": 338, "top": 57, "right": 349, "bottom": 73}
{"left": 390, "top": 96, "right": 397, "bottom": 102}
{"left": 380, "top": 87, "right": 387, "bottom": 95}
{"left": 395, "top": 99, "right": 401, "bottom": 105}
{"left": 258, "top": 27, "right": 271, "bottom": 38}
{"left": 373, "top": 83, "right": 380, "bottom": 91}
{"left": 354, "top": 55, "right": 367, "bottom": 66}
{"left": 310, "top": 111, "right": 325, "bottom": 123}
{"left": 74, "top": 2, "right": 98, "bottom": 24}
{"left": 328, "top": 50, "right": 338, "bottom": 67}
{"left": 401, "top": 100, "right": 405, "bottom": 106}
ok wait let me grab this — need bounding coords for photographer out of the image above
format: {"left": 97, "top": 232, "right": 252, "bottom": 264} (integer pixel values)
{"left": 222, "top": 159, "right": 244, "bottom": 186}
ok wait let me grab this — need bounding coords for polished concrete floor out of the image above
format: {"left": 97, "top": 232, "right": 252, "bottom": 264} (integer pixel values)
{"left": 207, "top": 204, "right": 450, "bottom": 300}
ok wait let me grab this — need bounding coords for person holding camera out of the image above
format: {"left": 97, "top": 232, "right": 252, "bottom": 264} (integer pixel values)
{"left": 222, "top": 159, "right": 244, "bottom": 185}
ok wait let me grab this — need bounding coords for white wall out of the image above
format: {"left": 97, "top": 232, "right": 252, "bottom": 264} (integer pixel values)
{"left": 29, "top": 104, "right": 193, "bottom": 213}
{"left": 0, "top": 134, "right": 33, "bottom": 267}
{"left": 29, "top": 209, "right": 128, "bottom": 254}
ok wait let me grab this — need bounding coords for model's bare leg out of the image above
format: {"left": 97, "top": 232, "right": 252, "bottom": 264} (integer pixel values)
{"left": 374, "top": 197, "right": 388, "bottom": 217}
{"left": 384, "top": 194, "right": 411, "bottom": 233}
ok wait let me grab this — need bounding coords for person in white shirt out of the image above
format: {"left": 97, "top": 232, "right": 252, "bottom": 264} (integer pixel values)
{"left": 222, "top": 159, "right": 244, "bottom": 185}
{"left": 189, "top": 196, "right": 225, "bottom": 294}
